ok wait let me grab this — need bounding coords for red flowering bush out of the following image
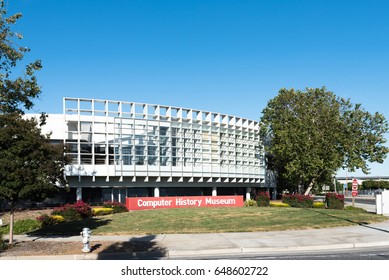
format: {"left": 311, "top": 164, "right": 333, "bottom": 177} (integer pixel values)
{"left": 282, "top": 194, "right": 314, "bottom": 208}
{"left": 325, "top": 193, "right": 345, "bottom": 210}
{"left": 72, "top": 200, "right": 93, "bottom": 218}
{"left": 36, "top": 214, "right": 65, "bottom": 226}
{"left": 51, "top": 200, "right": 92, "bottom": 221}
{"left": 52, "top": 206, "right": 82, "bottom": 222}
{"left": 102, "top": 201, "right": 128, "bottom": 213}
{"left": 255, "top": 191, "right": 270, "bottom": 207}
{"left": 36, "top": 214, "right": 55, "bottom": 226}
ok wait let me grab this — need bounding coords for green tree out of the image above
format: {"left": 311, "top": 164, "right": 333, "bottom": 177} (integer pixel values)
{"left": 0, "top": 1, "right": 68, "bottom": 245}
{"left": 260, "top": 87, "right": 389, "bottom": 194}
{"left": 0, "top": 0, "right": 42, "bottom": 114}
{"left": 0, "top": 114, "right": 69, "bottom": 245}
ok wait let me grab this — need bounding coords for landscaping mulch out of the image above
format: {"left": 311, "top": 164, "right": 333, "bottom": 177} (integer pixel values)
{"left": 0, "top": 240, "right": 156, "bottom": 257}
{"left": 0, "top": 208, "right": 157, "bottom": 257}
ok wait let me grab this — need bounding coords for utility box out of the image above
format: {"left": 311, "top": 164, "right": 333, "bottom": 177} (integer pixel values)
{"left": 376, "top": 190, "right": 389, "bottom": 216}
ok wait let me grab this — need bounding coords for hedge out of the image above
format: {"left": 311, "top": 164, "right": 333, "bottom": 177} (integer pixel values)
{"left": 101, "top": 201, "right": 128, "bottom": 213}
{"left": 255, "top": 192, "right": 270, "bottom": 207}
{"left": 92, "top": 208, "right": 114, "bottom": 216}
{"left": 269, "top": 201, "right": 290, "bottom": 207}
{"left": 244, "top": 199, "right": 258, "bottom": 207}
{"left": 325, "top": 193, "right": 344, "bottom": 210}
{"left": 282, "top": 194, "right": 314, "bottom": 208}
{"left": 51, "top": 200, "right": 92, "bottom": 222}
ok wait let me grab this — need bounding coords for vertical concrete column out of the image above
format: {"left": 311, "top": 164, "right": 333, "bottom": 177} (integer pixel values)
{"left": 382, "top": 190, "right": 389, "bottom": 215}
{"left": 76, "top": 187, "right": 82, "bottom": 201}
{"left": 154, "top": 187, "right": 160, "bottom": 197}
{"left": 212, "top": 187, "right": 217, "bottom": 197}
{"left": 246, "top": 187, "right": 251, "bottom": 201}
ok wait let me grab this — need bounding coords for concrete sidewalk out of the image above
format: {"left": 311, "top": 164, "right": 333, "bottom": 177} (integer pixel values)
{"left": 2, "top": 219, "right": 389, "bottom": 260}
{"left": 2, "top": 202, "right": 389, "bottom": 260}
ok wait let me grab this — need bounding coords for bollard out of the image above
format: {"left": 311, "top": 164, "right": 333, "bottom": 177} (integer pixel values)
{"left": 80, "top": 227, "right": 92, "bottom": 253}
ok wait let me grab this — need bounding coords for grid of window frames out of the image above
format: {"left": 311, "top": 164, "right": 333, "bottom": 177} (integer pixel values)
{"left": 63, "top": 98, "right": 265, "bottom": 181}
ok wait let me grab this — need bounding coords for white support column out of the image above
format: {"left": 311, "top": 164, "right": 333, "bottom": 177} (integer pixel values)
{"left": 154, "top": 187, "right": 160, "bottom": 197}
{"left": 212, "top": 187, "right": 217, "bottom": 197}
{"left": 246, "top": 187, "right": 251, "bottom": 201}
{"left": 76, "top": 187, "right": 82, "bottom": 201}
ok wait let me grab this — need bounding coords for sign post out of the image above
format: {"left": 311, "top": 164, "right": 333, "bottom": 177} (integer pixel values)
{"left": 351, "top": 179, "right": 358, "bottom": 206}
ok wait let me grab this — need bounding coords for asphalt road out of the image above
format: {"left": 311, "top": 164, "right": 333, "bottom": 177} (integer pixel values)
{"left": 187, "top": 197, "right": 386, "bottom": 260}
{"left": 345, "top": 197, "right": 375, "bottom": 205}
{"left": 178, "top": 246, "right": 389, "bottom": 260}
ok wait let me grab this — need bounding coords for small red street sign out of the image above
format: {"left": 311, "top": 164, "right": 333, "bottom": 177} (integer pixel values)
{"left": 352, "top": 179, "right": 358, "bottom": 191}
{"left": 351, "top": 179, "right": 359, "bottom": 201}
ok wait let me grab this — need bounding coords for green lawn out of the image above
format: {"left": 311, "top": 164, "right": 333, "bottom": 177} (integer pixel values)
{"left": 28, "top": 207, "right": 388, "bottom": 236}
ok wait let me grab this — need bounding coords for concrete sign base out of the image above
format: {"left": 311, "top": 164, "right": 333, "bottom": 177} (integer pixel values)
{"left": 376, "top": 190, "right": 389, "bottom": 216}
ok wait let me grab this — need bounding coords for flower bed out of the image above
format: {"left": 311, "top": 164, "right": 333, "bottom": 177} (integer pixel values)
{"left": 270, "top": 201, "right": 290, "bottom": 207}
{"left": 92, "top": 207, "right": 114, "bottom": 216}
{"left": 325, "top": 193, "right": 345, "bottom": 210}
{"left": 255, "top": 192, "right": 270, "bottom": 207}
{"left": 282, "top": 194, "right": 314, "bottom": 208}
{"left": 101, "top": 201, "right": 128, "bottom": 213}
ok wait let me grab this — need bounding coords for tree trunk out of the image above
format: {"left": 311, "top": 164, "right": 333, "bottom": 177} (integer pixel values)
{"left": 304, "top": 180, "right": 316, "bottom": 196}
{"left": 8, "top": 209, "right": 14, "bottom": 245}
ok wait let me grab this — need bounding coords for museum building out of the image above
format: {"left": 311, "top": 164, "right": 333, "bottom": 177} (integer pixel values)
{"left": 34, "top": 98, "right": 266, "bottom": 204}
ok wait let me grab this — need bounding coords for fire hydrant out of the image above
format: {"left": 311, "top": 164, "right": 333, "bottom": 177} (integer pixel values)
{"left": 80, "top": 227, "right": 91, "bottom": 253}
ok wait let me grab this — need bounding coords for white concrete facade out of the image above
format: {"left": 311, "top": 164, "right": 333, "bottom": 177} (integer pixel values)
{"left": 36, "top": 98, "right": 266, "bottom": 203}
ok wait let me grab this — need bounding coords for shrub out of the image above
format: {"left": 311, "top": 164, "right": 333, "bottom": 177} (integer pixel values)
{"left": 36, "top": 214, "right": 55, "bottom": 226}
{"left": 92, "top": 207, "right": 114, "bottom": 216}
{"left": 72, "top": 200, "right": 93, "bottom": 218}
{"left": 313, "top": 202, "right": 325, "bottom": 209}
{"left": 270, "top": 201, "right": 290, "bottom": 207}
{"left": 102, "top": 201, "right": 128, "bottom": 213}
{"left": 52, "top": 207, "right": 82, "bottom": 222}
{"left": 325, "top": 193, "right": 345, "bottom": 210}
{"left": 1, "top": 219, "right": 40, "bottom": 234}
{"left": 51, "top": 215, "right": 65, "bottom": 223}
{"left": 52, "top": 200, "right": 92, "bottom": 221}
{"left": 255, "top": 192, "right": 270, "bottom": 207}
{"left": 282, "top": 194, "right": 314, "bottom": 208}
{"left": 36, "top": 214, "right": 66, "bottom": 227}
{"left": 0, "top": 227, "right": 5, "bottom": 235}
{"left": 244, "top": 199, "right": 258, "bottom": 207}
{"left": 0, "top": 233, "right": 6, "bottom": 252}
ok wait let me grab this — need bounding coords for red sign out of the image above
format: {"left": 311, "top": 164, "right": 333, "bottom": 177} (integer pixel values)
{"left": 352, "top": 179, "right": 358, "bottom": 191}
{"left": 126, "top": 196, "right": 244, "bottom": 211}
{"left": 352, "top": 190, "right": 358, "bottom": 197}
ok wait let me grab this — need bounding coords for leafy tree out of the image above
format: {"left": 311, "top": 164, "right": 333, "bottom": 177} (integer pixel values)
{"left": 0, "top": 1, "right": 68, "bottom": 245}
{"left": 0, "top": 113, "right": 69, "bottom": 244}
{"left": 361, "top": 180, "right": 389, "bottom": 190}
{"left": 0, "top": 0, "right": 42, "bottom": 114}
{"left": 260, "top": 87, "right": 389, "bottom": 194}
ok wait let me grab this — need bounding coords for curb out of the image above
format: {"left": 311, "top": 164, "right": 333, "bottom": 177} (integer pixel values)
{"left": 3, "top": 241, "right": 389, "bottom": 260}
{"left": 168, "top": 248, "right": 242, "bottom": 258}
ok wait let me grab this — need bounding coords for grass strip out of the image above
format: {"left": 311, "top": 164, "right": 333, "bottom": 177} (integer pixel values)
{"left": 26, "top": 207, "right": 388, "bottom": 236}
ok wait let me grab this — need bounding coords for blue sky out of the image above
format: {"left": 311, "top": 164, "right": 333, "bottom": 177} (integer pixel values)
{"left": 7, "top": 0, "right": 389, "bottom": 177}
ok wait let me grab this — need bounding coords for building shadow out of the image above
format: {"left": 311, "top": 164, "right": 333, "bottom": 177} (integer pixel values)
{"left": 96, "top": 235, "right": 168, "bottom": 260}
